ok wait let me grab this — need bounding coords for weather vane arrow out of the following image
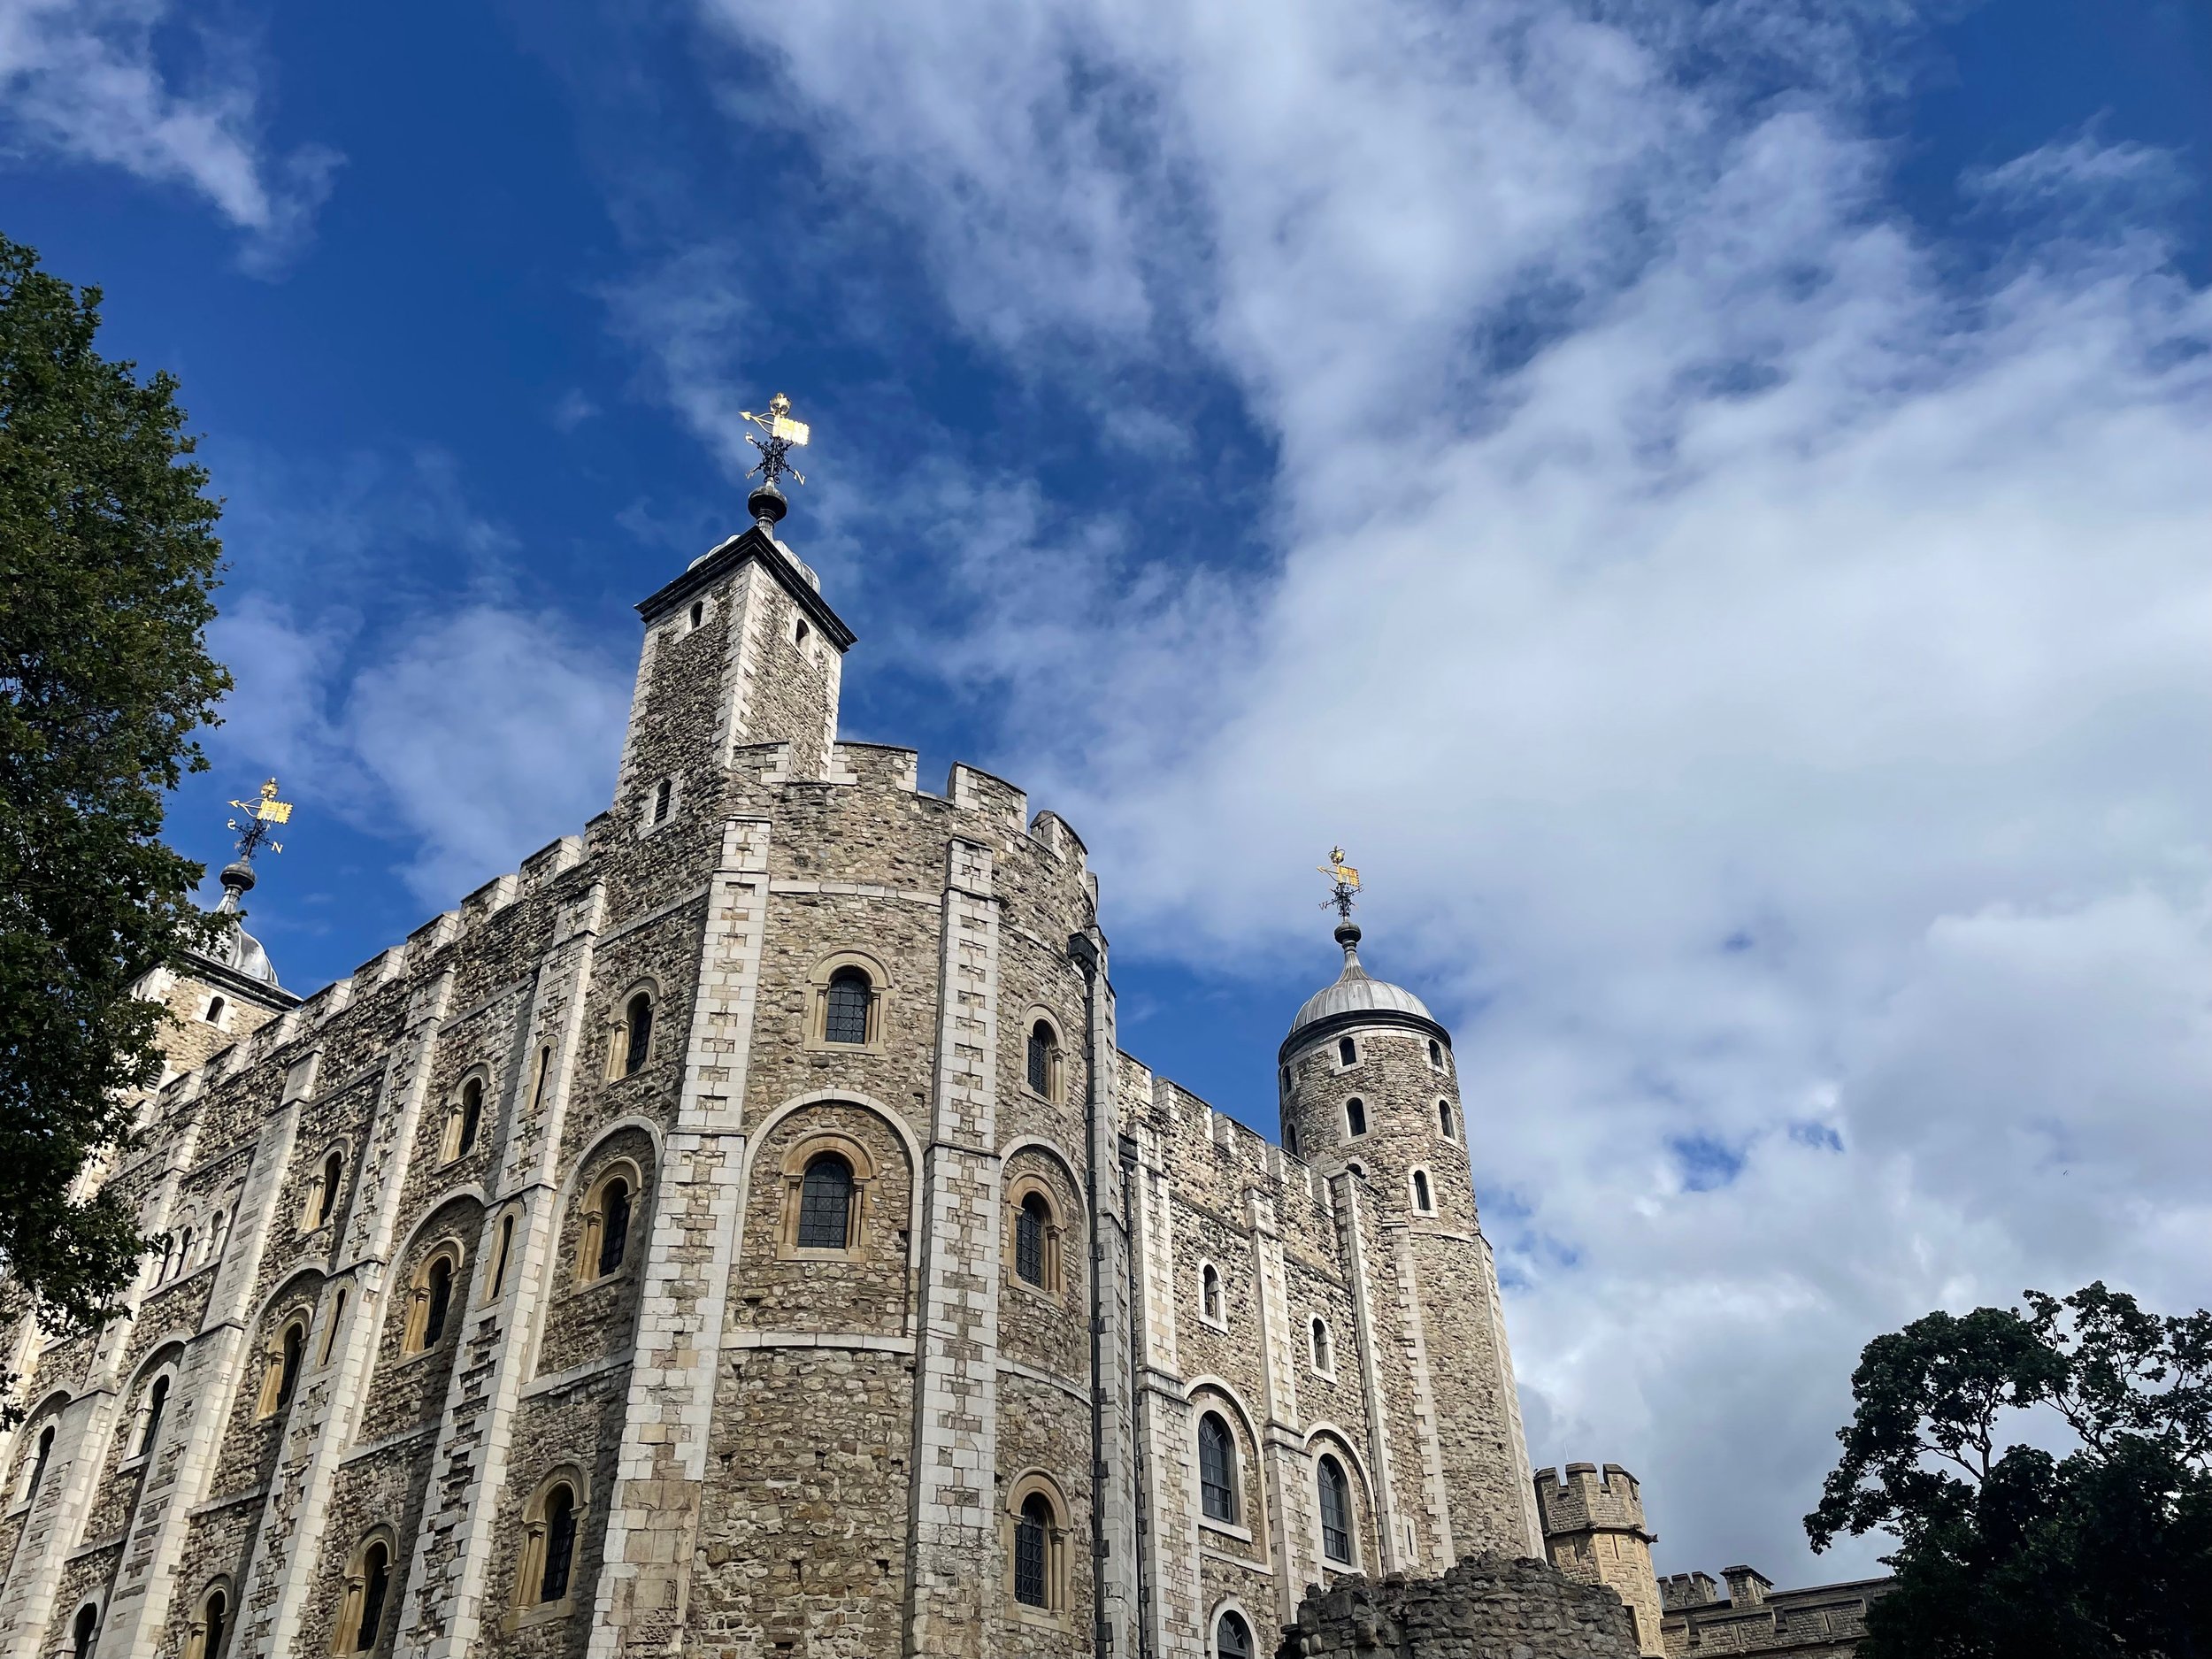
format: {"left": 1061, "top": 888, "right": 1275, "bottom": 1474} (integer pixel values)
{"left": 738, "top": 393, "right": 810, "bottom": 532}
{"left": 1317, "top": 846, "right": 1360, "bottom": 923}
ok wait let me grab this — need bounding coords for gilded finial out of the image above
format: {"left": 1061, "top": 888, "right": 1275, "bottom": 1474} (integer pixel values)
{"left": 219, "top": 779, "right": 295, "bottom": 911}
{"left": 1317, "top": 847, "right": 1360, "bottom": 924}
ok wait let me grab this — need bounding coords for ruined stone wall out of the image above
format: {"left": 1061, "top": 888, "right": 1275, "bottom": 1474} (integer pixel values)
{"left": 1279, "top": 1554, "right": 1643, "bottom": 1659}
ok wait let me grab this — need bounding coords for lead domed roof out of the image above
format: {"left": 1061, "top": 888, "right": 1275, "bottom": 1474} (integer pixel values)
{"left": 1286, "top": 923, "right": 1436, "bottom": 1038}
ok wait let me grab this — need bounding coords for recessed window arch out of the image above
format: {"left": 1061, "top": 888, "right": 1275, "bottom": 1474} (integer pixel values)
{"left": 202, "top": 1210, "right": 227, "bottom": 1265}
{"left": 1025, "top": 1016, "right": 1064, "bottom": 1100}
{"left": 1198, "top": 1262, "right": 1225, "bottom": 1328}
{"left": 1197, "top": 1411, "right": 1239, "bottom": 1524}
{"left": 135, "top": 1369, "right": 173, "bottom": 1457}
{"left": 1438, "top": 1098, "right": 1455, "bottom": 1139}
{"left": 823, "top": 967, "right": 872, "bottom": 1045}
{"left": 303, "top": 1147, "right": 346, "bottom": 1231}
{"left": 1005, "top": 1472, "right": 1071, "bottom": 1615}
{"left": 806, "top": 952, "right": 889, "bottom": 1050}
{"left": 403, "top": 1243, "right": 463, "bottom": 1353}
{"left": 1410, "top": 1168, "right": 1435, "bottom": 1214}
{"left": 688, "top": 599, "right": 703, "bottom": 630}
{"left": 1310, "top": 1317, "right": 1333, "bottom": 1375}
{"left": 516, "top": 1472, "right": 586, "bottom": 1607}
{"left": 186, "top": 1580, "right": 231, "bottom": 1659}
{"left": 257, "top": 1312, "right": 310, "bottom": 1417}
{"left": 652, "top": 777, "right": 673, "bottom": 825}
{"left": 71, "top": 1602, "right": 99, "bottom": 1659}
{"left": 1215, "top": 1609, "right": 1253, "bottom": 1659}
{"left": 1317, "top": 1453, "right": 1356, "bottom": 1565}
{"left": 578, "top": 1163, "right": 641, "bottom": 1284}
{"left": 1344, "top": 1097, "right": 1367, "bottom": 1139}
{"left": 204, "top": 995, "right": 227, "bottom": 1026}
{"left": 608, "top": 987, "right": 656, "bottom": 1079}
{"left": 1346, "top": 1160, "right": 1367, "bottom": 1182}
{"left": 334, "top": 1529, "right": 395, "bottom": 1654}
{"left": 1336, "top": 1035, "right": 1357, "bottom": 1067}
{"left": 776, "top": 1130, "right": 875, "bottom": 1258}
{"left": 20, "top": 1419, "right": 57, "bottom": 1503}
{"left": 794, "top": 617, "right": 810, "bottom": 648}
{"left": 443, "top": 1074, "right": 487, "bottom": 1162}
{"left": 1284, "top": 1121, "right": 1298, "bottom": 1156}
{"left": 1428, "top": 1037, "right": 1445, "bottom": 1070}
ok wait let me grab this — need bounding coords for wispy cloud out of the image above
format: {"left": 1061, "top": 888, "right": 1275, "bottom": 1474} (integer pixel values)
{"left": 0, "top": 0, "right": 338, "bottom": 269}
{"left": 636, "top": 0, "right": 2212, "bottom": 1582}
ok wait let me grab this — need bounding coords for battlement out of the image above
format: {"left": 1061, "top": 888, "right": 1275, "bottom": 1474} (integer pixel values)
{"left": 1534, "top": 1463, "right": 1652, "bottom": 1538}
{"left": 1661, "top": 1572, "right": 1720, "bottom": 1611}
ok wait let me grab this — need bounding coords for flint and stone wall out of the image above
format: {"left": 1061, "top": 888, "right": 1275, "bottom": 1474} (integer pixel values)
{"left": 1277, "top": 1555, "right": 1643, "bottom": 1659}
{"left": 0, "top": 525, "right": 1544, "bottom": 1659}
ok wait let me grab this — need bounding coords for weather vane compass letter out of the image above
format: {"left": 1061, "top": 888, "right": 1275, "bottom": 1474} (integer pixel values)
{"left": 739, "top": 392, "right": 811, "bottom": 531}
{"left": 219, "top": 779, "right": 294, "bottom": 911}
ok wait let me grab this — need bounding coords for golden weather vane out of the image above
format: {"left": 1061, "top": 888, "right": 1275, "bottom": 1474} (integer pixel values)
{"left": 738, "top": 392, "right": 810, "bottom": 490}
{"left": 1317, "top": 846, "right": 1361, "bottom": 923}
{"left": 226, "top": 779, "right": 294, "bottom": 864}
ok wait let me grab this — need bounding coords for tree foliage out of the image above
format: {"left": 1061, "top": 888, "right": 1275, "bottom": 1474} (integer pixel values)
{"left": 1809, "top": 1283, "right": 2212, "bottom": 1658}
{"left": 0, "top": 234, "right": 229, "bottom": 1414}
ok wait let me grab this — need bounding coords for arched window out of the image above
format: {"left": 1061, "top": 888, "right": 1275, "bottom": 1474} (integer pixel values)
{"left": 1337, "top": 1036, "right": 1356, "bottom": 1067}
{"left": 349, "top": 1539, "right": 390, "bottom": 1652}
{"left": 688, "top": 600, "right": 703, "bottom": 630}
{"left": 490, "top": 1212, "right": 515, "bottom": 1296}
{"left": 260, "top": 1317, "right": 307, "bottom": 1417}
{"left": 175, "top": 1227, "right": 193, "bottom": 1273}
{"left": 158, "top": 1234, "right": 178, "bottom": 1284}
{"left": 72, "top": 1604, "right": 97, "bottom": 1659}
{"left": 1346, "top": 1161, "right": 1367, "bottom": 1181}
{"left": 139, "top": 1374, "right": 170, "bottom": 1457}
{"left": 795, "top": 618, "right": 810, "bottom": 647}
{"left": 315, "top": 1150, "right": 344, "bottom": 1227}
{"left": 1412, "top": 1169, "right": 1433, "bottom": 1212}
{"left": 652, "top": 778, "right": 672, "bottom": 825}
{"left": 1216, "top": 1609, "right": 1253, "bottom": 1659}
{"left": 1285, "top": 1122, "right": 1298, "bottom": 1156}
{"left": 449, "top": 1077, "right": 484, "bottom": 1160}
{"left": 1200, "top": 1263, "right": 1224, "bottom": 1325}
{"left": 1310, "top": 1318, "right": 1332, "bottom": 1374}
{"left": 1014, "top": 1193, "right": 1049, "bottom": 1289}
{"left": 1025, "top": 1019, "right": 1059, "bottom": 1098}
{"left": 1317, "top": 1454, "right": 1354, "bottom": 1564}
{"left": 796, "top": 1154, "right": 854, "bottom": 1250}
{"left": 1198, "top": 1412, "right": 1238, "bottom": 1523}
{"left": 204, "top": 995, "right": 227, "bottom": 1025}
{"left": 1428, "top": 1038, "right": 1444, "bottom": 1069}
{"left": 823, "top": 967, "right": 872, "bottom": 1045}
{"left": 24, "top": 1423, "right": 55, "bottom": 1502}
{"left": 1279, "top": 1064, "right": 1291, "bottom": 1093}
{"left": 421, "top": 1255, "right": 454, "bottom": 1348}
{"left": 1438, "top": 1099, "right": 1454, "bottom": 1138}
{"left": 1345, "top": 1097, "right": 1367, "bottom": 1138}
{"left": 204, "top": 1211, "right": 227, "bottom": 1263}
{"left": 1013, "top": 1491, "right": 1053, "bottom": 1609}
{"left": 321, "top": 1288, "right": 349, "bottom": 1363}
{"left": 188, "top": 1584, "right": 228, "bottom": 1659}
{"left": 538, "top": 1484, "right": 577, "bottom": 1602}
{"left": 622, "top": 991, "right": 653, "bottom": 1077}
{"left": 597, "top": 1176, "right": 632, "bottom": 1277}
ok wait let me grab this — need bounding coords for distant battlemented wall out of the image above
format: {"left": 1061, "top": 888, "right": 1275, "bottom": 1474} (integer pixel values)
{"left": 1535, "top": 1463, "right": 1665, "bottom": 1655}
{"left": 1277, "top": 1554, "right": 1643, "bottom": 1659}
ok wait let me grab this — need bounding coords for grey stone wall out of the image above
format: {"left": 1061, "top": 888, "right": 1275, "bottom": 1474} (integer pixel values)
{"left": 1279, "top": 1555, "right": 1644, "bottom": 1659}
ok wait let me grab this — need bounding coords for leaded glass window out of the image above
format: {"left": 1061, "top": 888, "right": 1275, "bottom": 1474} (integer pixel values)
{"left": 1199, "top": 1413, "right": 1237, "bottom": 1523}
{"left": 824, "top": 968, "right": 871, "bottom": 1045}
{"left": 1014, "top": 1493, "right": 1052, "bottom": 1608}
{"left": 1318, "top": 1455, "right": 1353, "bottom": 1563}
{"left": 797, "top": 1155, "right": 853, "bottom": 1249}
{"left": 1015, "top": 1194, "right": 1048, "bottom": 1287}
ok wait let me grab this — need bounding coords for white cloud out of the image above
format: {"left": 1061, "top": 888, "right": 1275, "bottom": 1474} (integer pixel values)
{"left": 658, "top": 0, "right": 2212, "bottom": 1587}
{"left": 0, "top": 0, "right": 337, "bottom": 267}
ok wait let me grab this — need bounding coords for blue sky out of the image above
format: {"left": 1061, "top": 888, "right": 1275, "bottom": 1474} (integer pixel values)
{"left": 6, "top": 0, "right": 2209, "bottom": 1586}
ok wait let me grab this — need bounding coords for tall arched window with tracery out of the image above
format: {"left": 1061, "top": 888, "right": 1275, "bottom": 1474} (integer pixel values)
{"left": 1198, "top": 1412, "right": 1238, "bottom": 1524}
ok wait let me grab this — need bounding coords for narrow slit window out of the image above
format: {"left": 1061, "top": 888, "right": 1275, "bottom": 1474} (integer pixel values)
{"left": 316, "top": 1151, "right": 343, "bottom": 1226}
{"left": 196, "top": 1587, "right": 227, "bottom": 1659}
{"left": 204, "top": 995, "right": 226, "bottom": 1025}
{"left": 597, "top": 1177, "right": 632, "bottom": 1277}
{"left": 1337, "top": 1036, "right": 1356, "bottom": 1066}
{"left": 1412, "top": 1170, "right": 1433, "bottom": 1212}
{"left": 420, "top": 1256, "right": 454, "bottom": 1348}
{"left": 623, "top": 992, "right": 653, "bottom": 1077}
{"left": 457, "top": 1078, "right": 483, "bottom": 1157}
{"left": 353, "top": 1541, "right": 389, "bottom": 1651}
{"left": 652, "top": 778, "right": 672, "bottom": 824}
{"left": 139, "top": 1375, "right": 169, "bottom": 1456}
{"left": 490, "top": 1213, "right": 515, "bottom": 1296}
{"left": 1345, "top": 1098, "right": 1366, "bottom": 1138}
{"left": 1310, "top": 1318, "right": 1332, "bottom": 1372}
{"left": 276, "top": 1321, "right": 304, "bottom": 1408}
{"left": 688, "top": 600, "right": 703, "bottom": 628}
{"left": 1201, "top": 1263, "right": 1223, "bottom": 1324}
{"left": 72, "top": 1606, "right": 97, "bottom": 1659}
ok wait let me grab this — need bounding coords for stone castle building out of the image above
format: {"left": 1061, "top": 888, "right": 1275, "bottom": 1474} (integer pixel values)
{"left": 0, "top": 488, "right": 1551, "bottom": 1659}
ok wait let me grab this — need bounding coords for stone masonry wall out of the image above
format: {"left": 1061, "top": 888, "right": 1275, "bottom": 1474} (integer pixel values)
{"left": 1279, "top": 1554, "right": 1644, "bottom": 1659}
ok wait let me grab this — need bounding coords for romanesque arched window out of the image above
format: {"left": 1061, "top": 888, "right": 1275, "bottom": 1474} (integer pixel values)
{"left": 338, "top": 1534, "right": 392, "bottom": 1653}
{"left": 796, "top": 1153, "right": 853, "bottom": 1249}
{"left": 1216, "top": 1609, "right": 1253, "bottom": 1659}
{"left": 518, "top": 1480, "right": 580, "bottom": 1605}
{"left": 204, "top": 995, "right": 227, "bottom": 1026}
{"left": 622, "top": 991, "right": 653, "bottom": 1077}
{"left": 1411, "top": 1168, "right": 1434, "bottom": 1214}
{"left": 1317, "top": 1455, "right": 1354, "bottom": 1565}
{"left": 1428, "top": 1038, "right": 1445, "bottom": 1070}
{"left": 405, "top": 1251, "right": 457, "bottom": 1353}
{"left": 445, "top": 1076, "right": 484, "bottom": 1162}
{"left": 1285, "top": 1122, "right": 1299, "bottom": 1156}
{"left": 22, "top": 1422, "right": 55, "bottom": 1502}
{"left": 259, "top": 1316, "right": 308, "bottom": 1417}
{"left": 71, "top": 1603, "right": 97, "bottom": 1659}
{"left": 1337, "top": 1035, "right": 1357, "bottom": 1067}
{"left": 1014, "top": 1492, "right": 1052, "bottom": 1608}
{"left": 137, "top": 1373, "right": 170, "bottom": 1457}
{"left": 823, "top": 967, "right": 872, "bottom": 1045}
{"left": 1438, "top": 1099, "right": 1454, "bottom": 1139}
{"left": 1200, "top": 1263, "right": 1224, "bottom": 1326}
{"left": 1014, "top": 1193, "right": 1049, "bottom": 1289}
{"left": 187, "top": 1582, "right": 229, "bottom": 1659}
{"left": 1025, "top": 1018, "right": 1061, "bottom": 1099}
{"left": 1344, "top": 1097, "right": 1367, "bottom": 1138}
{"left": 578, "top": 1168, "right": 638, "bottom": 1284}
{"left": 1198, "top": 1412, "right": 1238, "bottom": 1523}
{"left": 310, "top": 1148, "right": 344, "bottom": 1228}
{"left": 1310, "top": 1317, "right": 1333, "bottom": 1375}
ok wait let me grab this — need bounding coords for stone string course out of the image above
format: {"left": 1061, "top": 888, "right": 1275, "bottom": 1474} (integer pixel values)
{"left": 0, "top": 523, "right": 1554, "bottom": 1659}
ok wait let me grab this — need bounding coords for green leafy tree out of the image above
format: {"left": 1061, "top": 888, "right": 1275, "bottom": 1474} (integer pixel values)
{"left": 1809, "top": 1283, "right": 2212, "bottom": 1658}
{"left": 0, "top": 234, "right": 229, "bottom": 1417}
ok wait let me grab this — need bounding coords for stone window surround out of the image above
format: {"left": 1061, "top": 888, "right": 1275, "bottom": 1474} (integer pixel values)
{"left": 118, "top": 1357, "right": 180, "bottom": 1471}
{"left": 1020, "top": 1004, "right": 1068, "bottom": 1103}
{"left": 773, "top": 1127, "right": 876, "bottom": 1260}
{"left": 802, "top": 949, "right": 894, "bottom": 1054}
{"left": 1343, "top": 1096, "right": 1370, "bottom": 1141}
{"left": 1333, "top": 1034, "right": 1361, "bottom": 1071}
{"left": 509, "top": 1465, "right": 591, "bottom": 1626}
{"left": 1196, "top": 1260, "right": 1228, "bottom": 1332}
{"left": 184, "top": 1576, "right": 233, "bottom": 1659}
{"left": 1408, "top": 1165, "right": 1437, "bottom": 1216}
{"left": 1306, "top": 1434, "right": 1372, "bottom": 1571}
{"left": 603, "top": 979, "right": 664, "bottom": 1082}
{"left": 637, "top": 772, "right": 683, "bottom": 838}
{"left": 297, "top": 1142, "right": 349, "bottom": 1234}
{"left": 9, "top": 1402, "right": 65, "bottom": 1511}
{"left": 1308, "top": 1316, "right": 1335, "bottom": 1379}
{"left": 1210, "top": 1599, "right": 1261, "bottom": 1659}
{"left": 399, "top": 1236, "right": 468, "bottom": 1356}
{"left": 438, "top": 1066, "right": 494, "bottom": 1166}
{"left": 1192, "top": 1391, "right": 1265, "bottom": 1551}
{"left": 1002, "top": 1467, "right": 1075, "bottom": 1625}
{"left": 331, "top": 1525, "right": 396, "bottom": 1655}
{"left": 575, "top": 1157, "right": 647, "bottom": 1286}
{"left": 257, "top": 1305, "right": 315, "bottom": 1418}
{"left": 1004, "top": 1172, "right": 1069, "bottom": 1298}
{"left": 1436, "top": 1097, "right": 1456, "bottom": 1141}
